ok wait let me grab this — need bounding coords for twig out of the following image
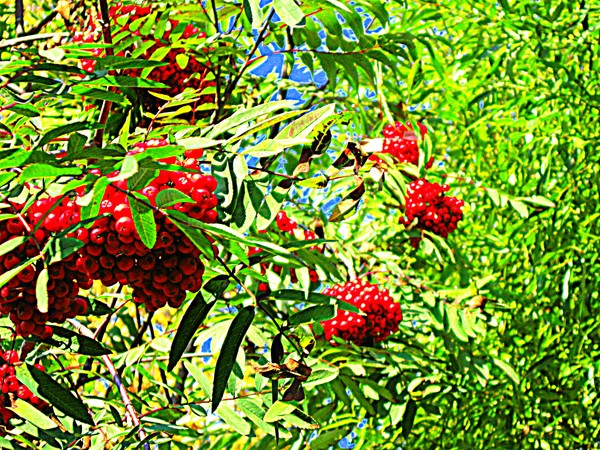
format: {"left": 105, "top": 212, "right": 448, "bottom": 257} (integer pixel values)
{"left": 68, "top": 319, "right": 151, "bottom": 450}
{"left": 93, "top": 0, "right": 116, "bottom": 147}
{"left": 15, "top": 0, "right": 24, "bottom": 35}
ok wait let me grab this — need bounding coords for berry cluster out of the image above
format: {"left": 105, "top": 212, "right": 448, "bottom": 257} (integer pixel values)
{"left": 373, "top": 121, "right": 432, "bottom": 168}
{"left": 73, "top": 3, "right": 215, "bottom": 111}
{"left": 320, "top": 279, "right": 402, "bottom": 346}
{"left": 0, "top": 140, "right": 218, "bottom": 337}
{"left": 0, "top": 351, "right": 47, "bottom": 429}
{"left": 0, "top": 198, "right": 89, "bottom": 339}
{"left": 399, "top": 178, "right": 464, "bottom": 247}
{"left": 252, "top": 211, "right": 320, "bottom": 293}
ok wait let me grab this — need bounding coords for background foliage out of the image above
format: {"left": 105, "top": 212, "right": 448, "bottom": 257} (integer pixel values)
{"left": 0, "top": 0, "right": 599, "bottom": 449}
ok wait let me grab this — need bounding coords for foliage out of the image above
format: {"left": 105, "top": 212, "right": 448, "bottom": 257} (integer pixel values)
{"left": 0, "top": 0, "right": 598, "bottom": 449}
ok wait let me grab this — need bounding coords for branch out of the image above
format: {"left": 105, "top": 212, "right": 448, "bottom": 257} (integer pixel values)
{"left": 93, "top": 0, "right": 115, "bottom": 147}
{"left": 69, "top": 319, "right": 151, "bottom": 450}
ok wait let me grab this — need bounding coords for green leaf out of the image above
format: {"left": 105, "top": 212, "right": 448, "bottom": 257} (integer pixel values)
{"left": 0, "top": 236, "right": 27, "bottom": 258}
{"left": 155, "top": 188, "right": 195, "bottom": 208}
{"left": 80, "top": 177, "right": 110, "bottom": 221}
{"left": 509, "top": 199, "right": 529, "bottom": 218}
{"left": 36, "top": 122, "right": 99, "bottom": 149}
{"left": 207, "top": 101, "right": 297, "bottom": 139}
{"left": 203, "top": 275, "right": 230, "bottom": 298}
{"left": 44, "top": 237, "right": 86, "bottom": 265}
{"left": 168, "top": 293, "right": 215, "bottom": 371}
{"left": 212, "top": 306, "right": 255, "bottom": 411}
{"left": 168, "top": 211, "right": 214, "bottom": 259}
{"left": 15, "top": 364, "right": 94, "bottom": 426}
{"left": 129, "top": 192, "right": 157, "bottom": 249}
{"left": 110, "top": 155, "right": 139, "bottom": 181}
{"left": 446, "top": 305, "right": 469, "bottom": 343}
{"left": 274, "top": 0, "right": 305, "bottom": 27}
{"left": 35, "top": 268, "right": 49, "bottom": 314}
{"left": 45, "top": 326, "right": 111, "bottom": 355}
{"left": 264, "top": 401, "right": 296, "bottom": 422}
{"left": 215, "top": 404, "right": 252, "bottom": 435}
{"left": 10, "top": 398, "right": 59, "bottom": 430}
{"left": 402, "top": 399, "right": 417, "bottom": 439}
{"left": 20, "top": 164, "right": 82, "bottom": 183}
{"left": 0, "top": 256, "right": 40, "bottom": 290}
{"left": 521, "top": 195, "right": 556, "bottom": 208}
{"left": 493, "top": 358, "right": 521, "bottom": 385}
{"left": 289, "top": 305, "right": 335, "bottom": 326}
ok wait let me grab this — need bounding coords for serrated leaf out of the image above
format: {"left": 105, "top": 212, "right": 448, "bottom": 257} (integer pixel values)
{"left": 264, "top": 401, "right": 296, "bottom": 422}
{"left": 10, "top": 398, "right": 59, "bottom": 430}
{"left": 36, "top": 268, "right": 49, "bottom": 314}
{"left": 521, "top": 195, "right": 555, "bottom": 208}
{"left": 129, "top": 192, "right": 156, "bottom": 249}
{"left": 215, "top": 404, "right": 251, "bottom": 435}
{"left": 274, "top": 0, "right": 305, "bottom": 27}
{"left": 15, "top": 364, "right": 94, "bottom": 426}
{"left": 36, "top": 122, "right": 99, "bottom": 149}
{"left": 289, "top": 305, "right": 335, "bottom": 326}
{"left": 20, "top": 164, "right": 82, "bottom": 183}
{"left": 80, "top": 177, "right": 110, "bottom": 220}
{"left": 155, "top": 188, "right": 195, "bottom": 208}
{"left": 45, "top": 326, "right": 110, "bottom": 355}
{"left": 212, "top": 306, "right": 255, "bottom": 411}
{"left": 168, "top": 293, "right": 215, "bottom": 371}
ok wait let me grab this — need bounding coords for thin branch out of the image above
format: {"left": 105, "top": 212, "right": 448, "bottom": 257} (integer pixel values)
{"left": 93, "top": 0, "right": 116, "bottom": 147}
{"left": 69, "top": 319, "right": 151, "bottom": 450}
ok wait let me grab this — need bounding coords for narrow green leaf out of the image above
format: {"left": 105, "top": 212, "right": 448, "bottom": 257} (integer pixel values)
{"left": 0, "top": 236, "right": 27, "bottom": 258}
{"left": 0, "top": 256, "right": 40, "bottom": 289}
{"left": 20, "top": 164, "right": 82, "bottom": 183}
{"left": 10, "top": 398, "right": 58, "bottom": 430}
{"left": 289, "top": 305, "right": 335, "bottom": 326}
{"left": 402, "top": 399, "right": 417, "bottom": 439}
{"left": 203, "top": 275, "right": 230, "bottom": 298}
{"left": 44, "top": 326, "right": 111, "bottom": 355}
{"left": 129, "top": 192, "right": 157, "bottom": 249}
{"left": 15, "top": 364, "right": 94, "bottom": 426}
{"left": 168, "top": 293, "right": 215, "bottom": 371}
{"left": 110, "top": 155, "right": 139, "bottom": 181}
{"left": 155, "top": 188, "right": 195, "bottom": 208}
{"left": 264, "top": 401, "right": 296, "bottom": 422}
{"left": 493, "top": 357, "right": 521, "bottom": 385}
{"left": 168, "top": 211, "right": 214, "bottom": 259}
{"left": 212, "top": 306, "right": 255, "bottom": 411}
{"left": 44, "top": 237, "right": 86, "bottom": 265}
{"left": 35, "top": 268, "right": 49, "bottom": 314}
{"left": 36, "top": 122, "right": 99, "bottom": 149}
{"left": 215, "top": 404, "right": 252, "bottom": 435}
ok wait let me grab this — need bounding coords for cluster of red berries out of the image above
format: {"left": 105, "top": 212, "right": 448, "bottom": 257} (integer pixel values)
{"left": 399, "top": 178, "right": 464, "bottom": 247}
{"left": 0, "top": 198, "right": 89, "bottom": 339}
{"left": 320, "top": 279, "right": 403, "bottom": 346}
{"left": 372, "top": 121, "right": 433, "bottom": 168}
{"left": 0, "top": 351, "right": 47, "bottom": 429}
{"left": 73, "top": 3, "right": 215, "bottom": 110}
{"left": 83, "top": 140, "right": 217, "bottom": 311}
{"left": 252, "top": 211, "right": 320, "bottom": 293}
{"left": 0, "top": 140, "right": 218, "bottom": 337}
